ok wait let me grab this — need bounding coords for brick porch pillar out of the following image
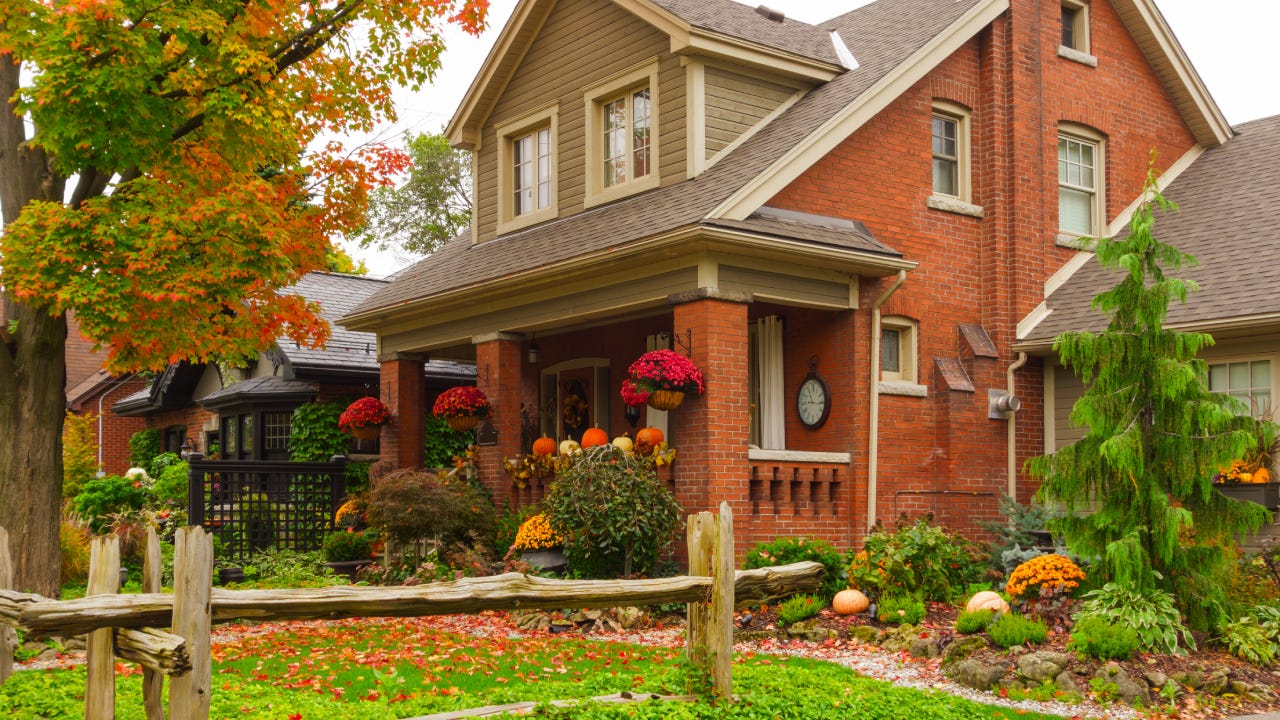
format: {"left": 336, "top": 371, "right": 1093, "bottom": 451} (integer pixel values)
{"left": 474, "top": 333, "right": 523, "bottom": 508}
{"left": 670, "top": 293, "right": 751, "bottom": 558}
{"left": 380, "top": 353, "right": 425, "bottom": 469}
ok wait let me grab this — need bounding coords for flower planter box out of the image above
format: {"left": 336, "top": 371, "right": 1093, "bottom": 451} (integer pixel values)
{"left": 519, "top": 548, "right": 566, "bottom": 573}
{"left": 1216, "top": 482, "right": 1280, "bottom": 508}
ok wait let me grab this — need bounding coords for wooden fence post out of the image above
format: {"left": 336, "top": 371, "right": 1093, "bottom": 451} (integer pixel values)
{"left": 684, "top": 512, "right": 716, "bottom": 667}
{"left": 710, "top": 502, "right": 734, "bottom": 699}
{"left": 0, "top": 527, "right": 13, "bottom": 684}
{"left": 141, "top": 527, "right": 166, "bottom": 720}
{"left": 86, "top": 535, "right": 122, "bottom": 720}
{"left": 170, "top": 527, "right": 213, "bottom": 720}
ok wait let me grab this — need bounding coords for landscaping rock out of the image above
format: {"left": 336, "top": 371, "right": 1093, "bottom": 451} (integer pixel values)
{"left": 1095, "top": 663, "right": 1149, "bottom": 706}
{"left": 941, "top": 635, "right": 987, "bottom": 666}
{"left": 946, "top": 659, "right": 1007, "bottom": 691}
{"left": 786, "top": 621, "right": 838, "bottom": 643}
{"left": 1144, "top": 671, "right": 1169, "bottom": 689}
{"left": 877, "top": 624, "right": 918, "bottom": 652}
{"left": 1171, "top": 670, "right": 1204, "bottom": 690}
{"left": 907, "top": 636, "right": 941, "bottom": 659}
{"left": 513, "top": 611, "right": 551, "bottom": 632}
{"left": 999, "top": 678, "right": 1026, "bottom": 692}
{"left": 613, "top": 606, "right": 645, "bottom": 629}
{"left": 1202, "top": 670, "right": 1230, "bottom": 696}
{"left": 848, "top": 625, "right": 880, "bottom": 644}
{"left": 1054, "top": 671, "right": 1079, "bottom": 696}
{"left": 36, "top": 648, "right": 60, "bottom": 663}
{"left": 1017, "top": 651, "right": 1072, "bottom": 683}
{"left": 63, "top": 636, "right": 86, "bottom": 652}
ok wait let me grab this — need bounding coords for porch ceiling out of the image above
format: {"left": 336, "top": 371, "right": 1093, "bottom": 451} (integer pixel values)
{"left": 368, "top": 228, "right": 914, "bottom": 359}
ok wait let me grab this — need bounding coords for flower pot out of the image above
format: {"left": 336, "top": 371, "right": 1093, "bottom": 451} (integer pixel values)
{"left": 519, "top": 548, "right": 566, "bottom": 572}
{"left": 351, "top": 425, "right": 382, "bottom": 441}
{"left": 446, "top": 415, "right": 480, "bottom": 432}
{"left": 1216, "top": 481, "right": 1280, "bottom": 508}
{"left": 647, "top": 390, "right": 685, "bottom": 411}
{"left": 324, "top": 559, "right": 373, "bottom": 582}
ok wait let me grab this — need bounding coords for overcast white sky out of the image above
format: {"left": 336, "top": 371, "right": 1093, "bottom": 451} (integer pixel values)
{"left": 345, "top": 0, "right": 1280, "bottom": 276}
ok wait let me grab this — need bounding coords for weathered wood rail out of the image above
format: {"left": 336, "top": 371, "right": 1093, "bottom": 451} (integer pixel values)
{"left": 0, "top": 503, "right": 822, "bottom": 720}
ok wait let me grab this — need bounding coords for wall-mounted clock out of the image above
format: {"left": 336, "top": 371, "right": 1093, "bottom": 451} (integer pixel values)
{"left": 796, "top": 355, "right": 830, "bottom": 430}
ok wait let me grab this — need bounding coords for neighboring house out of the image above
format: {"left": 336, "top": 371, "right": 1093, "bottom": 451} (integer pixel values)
{"left": 1019, "top": 114, "right": 1280, "bottom": 449}
{"left": 340, "top": 0, "right": 1234, "bottom": 554}
{"left": 84, "top": 272, "right": 474, "bottom": 467}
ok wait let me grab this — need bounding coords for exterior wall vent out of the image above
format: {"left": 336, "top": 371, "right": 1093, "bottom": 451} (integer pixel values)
{"left": 756, "top": 5, "right": 785, "bottom": 23}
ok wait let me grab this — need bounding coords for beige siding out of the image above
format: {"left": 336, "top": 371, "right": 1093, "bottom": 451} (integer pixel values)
{"left": 704, "top": 66, "right": 796, "bottom": 158}
{"left": 1052, "top": 365, "right": 1086, "bottom": 451}
{"left": 474, "top": 0, "right": 683, "bottom": 243}
{"left": 719, "top": 265, "right": 852, "bottom": 309}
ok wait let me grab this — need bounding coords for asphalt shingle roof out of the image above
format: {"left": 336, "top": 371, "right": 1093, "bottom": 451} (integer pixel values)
{"left": 280, "top": 272, "right": 387, "bottom": 372}
{"left": 350, "top": 0, "right": 983, "bottom": 318}
{"left": 1022, "top": 114, "right": 1280, "bottom": 343}
{"left": 649, "top": 0, "right": 844, "bottom": 67}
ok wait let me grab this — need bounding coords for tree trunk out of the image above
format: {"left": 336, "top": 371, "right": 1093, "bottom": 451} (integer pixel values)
{"left": 1, "top": 52, "right": 70, "bottom": 598}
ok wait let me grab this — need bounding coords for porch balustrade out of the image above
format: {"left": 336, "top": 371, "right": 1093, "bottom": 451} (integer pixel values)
{"left": 748, "top": 456, "right": 846, "bottom": 516}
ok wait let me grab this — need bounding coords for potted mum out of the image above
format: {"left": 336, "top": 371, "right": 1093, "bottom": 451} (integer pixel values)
{"left": 511, "top": 513, "right": 565, "bottom": 572}
{"left": 433, "top": 386, "right": 491, "bottom": 432}
{"left": 338, "top": 397, "right": 391, "bottom": 441}
{"left": 624, "top": 349, "right": 705, "bottom": 411}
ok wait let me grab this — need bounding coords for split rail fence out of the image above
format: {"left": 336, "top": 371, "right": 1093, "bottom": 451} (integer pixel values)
{"left": 0, "top": 503, "right": 821, "bottom": 720}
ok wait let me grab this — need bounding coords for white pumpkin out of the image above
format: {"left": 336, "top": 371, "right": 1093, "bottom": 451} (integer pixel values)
{"left": 558, "top": 439, "right": 582, "bottom": 456}
{"left": 611, "top": 436, "right": 635, "bottom": 452}
{"left": 964, "top": 590, "right": 1010, "bottom": 615}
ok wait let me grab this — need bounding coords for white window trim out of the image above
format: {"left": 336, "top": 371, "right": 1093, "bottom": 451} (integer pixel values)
{"left": 1057, "top": 123, "right": 1106, "bottom": 240}
{"left": 929, "top": 100, "right": 976, "bottom": 206}
{"left": 880, "top": 316, "right": 918, "bottom": 384}
{"left": 1060, "top": 0, "right": 1092, "bottom": 57}
{"left": 496, "top": 105, "right": 559, "bottom": 235}
{"left": 583, "top": 61, "right": 660, "bottom": 208}
{"left": 1205, "top": 353, "right": 1277, "bottom": 419}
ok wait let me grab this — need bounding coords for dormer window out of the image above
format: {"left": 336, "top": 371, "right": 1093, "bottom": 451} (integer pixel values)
{"left": 496, "top": 105, "right": 558, "bottom": 234}
{"left": 585, "top": 62, "right": 660, "bottom": 207}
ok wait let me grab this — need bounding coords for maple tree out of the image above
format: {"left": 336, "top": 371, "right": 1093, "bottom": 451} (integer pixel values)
{"left": 0, "top": 0, "right": 487, "bottom": 595}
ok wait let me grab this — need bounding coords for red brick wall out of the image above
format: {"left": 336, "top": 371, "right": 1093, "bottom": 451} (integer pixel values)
{"left": 380, "top": 356, "right": 425, "bottom": 470}
{"left": 765, "top": 0, "right": 1198, "bottom": 543}
{"left": 71, "top": 377, "right": 149, "bottom": 475}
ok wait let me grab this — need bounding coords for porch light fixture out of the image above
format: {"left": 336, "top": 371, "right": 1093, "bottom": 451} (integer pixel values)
{"left": 624, "top": 403, "right": 641, "bottom": 427}
{"left": 179, "top": 438, "right": 194, "bottom": 460}
{"left": 527, "top": 342, "right": 540, "bottom": 365}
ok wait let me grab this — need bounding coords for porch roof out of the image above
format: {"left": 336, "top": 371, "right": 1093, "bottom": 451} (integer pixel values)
{"left": 199, "top": 376, "right": 320, "bottom": 410}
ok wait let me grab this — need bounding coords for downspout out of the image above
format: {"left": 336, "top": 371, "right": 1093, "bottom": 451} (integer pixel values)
{"left": 1006, "top": 352, "right": 1029, "bottom": 500}
{"left": 868, "top": 270, "right": 907, "bottom": 533}
{"left": 96, "top": 374, "right": 134, "bottom": 477}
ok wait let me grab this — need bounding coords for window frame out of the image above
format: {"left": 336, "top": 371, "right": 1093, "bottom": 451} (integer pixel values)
{"left": 1060, "top": 0, "right": 1091, "bottom": 55}
{"left": 1206, "top": 355, "right": 1276, "bottom": 419}
{"left": 879, "top": 317, "right": 918, "bottom": 384}
{"left": 1056, "top": 124, "right": 1106, "bottom": 241}
{"left": 496, "top": 105, "right": 559, "bottom": 235}
{"left": 930, "top": 100, "right": 973, "bottom": 204}
{"left": 583, "top": 62, "right": 660, "bottom": 208}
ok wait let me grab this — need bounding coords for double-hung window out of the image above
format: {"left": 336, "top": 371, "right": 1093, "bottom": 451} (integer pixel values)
{"left": 1058, "top": 127, "right": 1104, "bottom": 238}
{"left": 496, "top": 106, "right": 558, "bottom": 234}
{"left": 585, "top": 63, "right": 659, "bottom": 206}
{"left": 513, "top": 127, "right": 552, "bottom": 216}
{"left": 932, "top": 114, "right": 960, "bottom": 197}
{"left": 1208, "top": 358, "right": 1273, "bottom": 418}
{"left": 927, "top": 101, "right": 981, "bottom": 217}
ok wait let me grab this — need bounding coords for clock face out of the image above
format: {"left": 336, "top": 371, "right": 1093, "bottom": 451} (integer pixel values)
{"left": 797, "top": 377, "right": 829, "bottom": 429}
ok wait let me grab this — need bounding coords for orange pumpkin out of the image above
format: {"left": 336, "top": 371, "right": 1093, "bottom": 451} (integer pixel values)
{"left": 1254, "top": 467, "right": 1272, "bottom": 484}
{"left": 832, "top": 589, "right": 870, "bottom": 615}
{"left": 581, "top": 427, "right": 609, "bottom": 448}
{"left": 636, "top": 426, "right": 664, "bottom": 448}
{"left": 532, "top": 436, "right": 557, "bottom": 457}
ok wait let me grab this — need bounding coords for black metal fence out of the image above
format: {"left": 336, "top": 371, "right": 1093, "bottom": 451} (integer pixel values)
{"left": 187, "top": 453, "right": 347, "bottom": 563}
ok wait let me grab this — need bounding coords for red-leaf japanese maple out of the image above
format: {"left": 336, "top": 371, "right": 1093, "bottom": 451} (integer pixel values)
{"left": 0, "top": 0, "right": 487, "bottom": 595}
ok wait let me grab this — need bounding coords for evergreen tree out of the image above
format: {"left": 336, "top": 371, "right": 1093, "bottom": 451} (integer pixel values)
{"left": 1028, "top": 170, "right": 1270, "bottom": 630}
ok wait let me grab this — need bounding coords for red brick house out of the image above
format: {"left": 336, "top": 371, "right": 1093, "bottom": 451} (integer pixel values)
{"left": 340, "top": 0, "right": 1232, "bottom": 554}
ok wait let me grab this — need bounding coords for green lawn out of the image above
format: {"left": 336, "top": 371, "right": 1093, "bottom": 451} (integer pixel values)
{"left": 0, "top": 617, "right": 1068, "bottom": 719}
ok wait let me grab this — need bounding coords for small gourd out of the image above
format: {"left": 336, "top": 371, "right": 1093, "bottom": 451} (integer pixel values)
{"left": 611, "top": 435, "right": 635, "bottom": 452}
{"left": 532, "top": 436, "right": 557, "bottom": 457}
{"left": 559, "top": 439, "right": 581, "bottom": 456}
{"left": 832, "top": 588, "right": 870, "bottom": 615}
{"left": 581, "top": 427, "right": 609, "bottom": 448}
{"left": 964, "top": 590, "right": 1010, "bottom": 615}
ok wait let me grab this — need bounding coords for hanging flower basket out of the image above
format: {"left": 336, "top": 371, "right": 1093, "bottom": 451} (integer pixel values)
{"left": 647, "top": 389, "right": 685, "bottom": 411}
{"left": 351, "top": 425, "right": 381, "bottom": 441}
{"left": 338, "top": 397, "right": 391, "bottom": 439}
{"left": 434, "top": 386, "right": 491, "bottom": 432}
{"left": 623, "top": 349, "right": 704, "bottom": 412}
{"left": 446, "top": 415, "right": 481, "bottom": 432}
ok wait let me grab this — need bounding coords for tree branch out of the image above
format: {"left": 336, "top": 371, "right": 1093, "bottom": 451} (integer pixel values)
{"left": 68, "top": 170, "right": 112, "bottom": 209}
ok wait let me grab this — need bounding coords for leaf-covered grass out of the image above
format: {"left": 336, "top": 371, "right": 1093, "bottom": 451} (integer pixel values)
{"left": 0, "top": 617, "right": 1069, "bottom": 719}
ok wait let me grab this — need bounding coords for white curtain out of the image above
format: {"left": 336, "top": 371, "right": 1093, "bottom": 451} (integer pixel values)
{"left": 758, "top": 316, "right": 785, "bottom": 450}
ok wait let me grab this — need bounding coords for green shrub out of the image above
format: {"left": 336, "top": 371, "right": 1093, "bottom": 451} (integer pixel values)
{"left": 151, "top": 461, "right": 189, "bottom": 508}
{"left": 128, "top": 428, "right": 160, "bottom": 469}
{"left": 367, "top": 469, "right": 494, "bottom": 548}
{"left": 1075, "top": 582, "right": 1194, "bottom": 654}
{"left": 543, "top": 446, "right": 680, "bottom": 579}
{"left": 60, "top": 517, "right": 92, "bottom": 584}
{"left": 1068, "top": 616, "right": 1139, "bottom": 660}
{"left": 777, "top": 594, "right": 824, "bottom": 626}
{"left": 955, "top": 609, "right": 996, "bottom": 634}
{"left": 876, "top": 594, "right": 926, "bottom": 625}
{"left": 988, "top": 613, "right": 1048, "bottom": 648}
{"left": 849, "top": 514, "right": 985, "bottom": 602}
{"left": 981, "top": 492, "right": 1063, "bottom": 572}
{"left": 321, "top": 531, "right": 374, "bottom": 562}
{"left": 148, "top": 452, "right": 182, "bottom": 479}
{"left": 62, "top": 411, "right": 99, "bottom": 500}
{"left": 424, "top": 416, "right": 474, "bottom": 468}
{"left": 73, "top": 475, "right": 147, "bottom": 532}
{"left": 1220, "top": 604, "right": 1280, "bottom": 666}
{"left": 238, "top": 548, "right": 345, "bottom": 589}
{"left": 743, "top": 537, "right": 845, "bottom": 599}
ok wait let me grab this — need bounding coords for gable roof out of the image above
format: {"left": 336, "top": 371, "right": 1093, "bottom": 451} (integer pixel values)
{"left": 278, "top": 272, "right": 387, "bottom": 375}
{"left": 1017, "top": 114, "right": 1280, "bottom": 348}
{"left": 350, "top": 0, "right": 1232, "bottom": 325}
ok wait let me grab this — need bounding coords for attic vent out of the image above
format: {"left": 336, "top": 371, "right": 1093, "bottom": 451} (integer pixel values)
{"left": 756, "top": 5, "right": 785, "bottom": 23}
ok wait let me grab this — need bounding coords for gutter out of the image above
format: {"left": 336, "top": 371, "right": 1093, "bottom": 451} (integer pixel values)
{"left": 867, "top": 270, "right": 907, "bottom": 534}
{"left": 1006, "top": 352, "right": 1029, "bottom": 500}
